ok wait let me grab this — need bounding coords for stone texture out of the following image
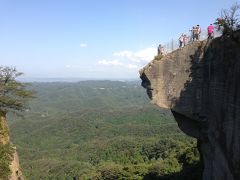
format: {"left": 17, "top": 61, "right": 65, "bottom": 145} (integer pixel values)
{"left": 0, "top": 112, "right": 24, "bottom": 180}
{"left": 140, "top": 31, "right": 240, "bottom": 180}
{"left": 9, "top": 150, "right": 24, "bottom": 180}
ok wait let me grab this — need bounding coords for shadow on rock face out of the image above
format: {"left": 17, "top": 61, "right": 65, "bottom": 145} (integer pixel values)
{"left": 140, "top": 71, "right": 153, "bottom": 99}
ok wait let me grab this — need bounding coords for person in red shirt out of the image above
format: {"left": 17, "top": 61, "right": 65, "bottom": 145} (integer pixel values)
{"left": 207, "top": 24, "right": 214, "bottom": 39}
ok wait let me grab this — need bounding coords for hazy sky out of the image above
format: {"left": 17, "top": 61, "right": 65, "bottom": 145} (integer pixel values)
{"left": 0, "top": 0, "right": 237, "bottom": 79}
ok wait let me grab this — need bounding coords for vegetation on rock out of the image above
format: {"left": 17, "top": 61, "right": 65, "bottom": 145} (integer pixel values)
{"left": 0, "top": 143, "right": 14, "bottom": 179}
{"left": 215, "top": 2, "right": 240, "bottom": 36}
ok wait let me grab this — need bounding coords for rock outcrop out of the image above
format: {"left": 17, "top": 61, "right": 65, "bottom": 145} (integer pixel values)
{"left": 0, "top": 112, "right": 24, "bottom": 180}
{"left": 9, "top": 150, "right": 24, "bottom": 180}
{"left": 140, "top": 31, "right": 240, "bottom": 180}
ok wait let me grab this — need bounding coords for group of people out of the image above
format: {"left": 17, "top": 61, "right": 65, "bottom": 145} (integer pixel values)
{"left": 179, "top": 24, "right": 215, "bottom": 47}
{"left": 158, "top": 23, "right": 215, "bottom": 55}
{"left": 178, "top": 25, "right": 202, "bottom": 49}
{"left": 178, "top": 33, "right": 189, "bottom": 48}
{"left": 190, "top": 25, "right": 201, "bottom": 42}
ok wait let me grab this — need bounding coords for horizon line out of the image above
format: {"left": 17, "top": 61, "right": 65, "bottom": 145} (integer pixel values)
{"left": 18, "top": 77, "right": 140, "bottom": 83}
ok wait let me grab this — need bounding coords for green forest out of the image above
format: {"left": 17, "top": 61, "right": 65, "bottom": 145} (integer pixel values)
{"left": 8, "top": 81, "right": 201, "bottom": 179}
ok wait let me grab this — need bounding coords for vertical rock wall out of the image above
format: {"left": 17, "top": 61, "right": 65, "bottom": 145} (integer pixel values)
{"left": 140, "top": 31, "right": 240, "bottom": 180}
{"left": 0, "top": 112, "right": 24, "bottom": 180}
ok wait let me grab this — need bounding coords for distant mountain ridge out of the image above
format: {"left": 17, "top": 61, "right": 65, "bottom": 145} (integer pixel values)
{"left": 18, "top": 77, "right": 139, "bottom": 82}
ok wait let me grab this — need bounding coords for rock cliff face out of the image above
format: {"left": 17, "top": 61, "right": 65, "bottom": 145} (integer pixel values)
{"left": 140, "top": 31, "right": 240, "bottom": 180}
{"left": 0, "top": 112, "right": 24, "bottom": 180}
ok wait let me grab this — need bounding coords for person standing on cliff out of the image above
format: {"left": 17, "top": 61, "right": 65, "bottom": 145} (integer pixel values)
{"left": 183, "top": 34, "right": 189, "bottom": 46}
{"left": 158, "top": 44, "right": 164, "bottom": 55}
{"left": 196, "top": 25, "right": 201, "bottom": 41}
{"left": 192, "top": 26, "right": 198, "bottom": 41}
{"left": 189, "top": 26, "right": 195, "bottom": 42}
{"left": 179, "top": 34, "right": 184, "bottom": 48}
{"left": 207, "top": 24, "right": 214, "bottom": 40}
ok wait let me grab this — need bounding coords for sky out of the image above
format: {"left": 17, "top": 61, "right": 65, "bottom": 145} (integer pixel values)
{"left": 0, "top": 0, "right": 237, "bottom": 80}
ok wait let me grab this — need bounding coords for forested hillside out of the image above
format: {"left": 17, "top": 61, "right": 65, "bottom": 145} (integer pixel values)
{"left": 8, "top": 81, "right": 200, "bottom": 179}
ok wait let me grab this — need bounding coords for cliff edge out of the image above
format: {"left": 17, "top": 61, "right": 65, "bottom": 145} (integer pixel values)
{"left": 140, "top": 31, "right": 240, "bottom": 180}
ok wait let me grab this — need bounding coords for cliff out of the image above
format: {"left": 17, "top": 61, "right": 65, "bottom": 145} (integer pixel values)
{"left": 0, "top": 112, "right": 24, "bottom": 180}
{"left": 140, "top": 31, "right": 240, "bottom": 180}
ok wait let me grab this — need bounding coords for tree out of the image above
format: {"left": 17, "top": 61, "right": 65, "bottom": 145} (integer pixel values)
{"left": 0, "top": 66, "right": 35, "bottom": 115}
{"left": 215, "top": 3, "right": 240, "bottom": 35}
{"left": 0, "top": 66, "right": 34, "bottom": 180}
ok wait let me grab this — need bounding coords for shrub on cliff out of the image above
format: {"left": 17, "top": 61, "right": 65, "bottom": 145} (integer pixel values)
{"left": 215, "top": 2, "right": 240, "bottom": 36}
{"left": 154, "top": 54, "right": 164, "bottom": 61}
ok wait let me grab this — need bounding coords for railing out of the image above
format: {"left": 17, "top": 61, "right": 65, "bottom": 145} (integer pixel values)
{"left": 161, "top": 29, "right": 222, "bottom": 54}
